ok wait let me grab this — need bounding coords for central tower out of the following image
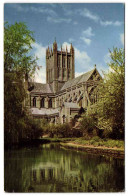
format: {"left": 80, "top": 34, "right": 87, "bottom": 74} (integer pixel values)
{"left": 46, "top": 40, "right": 75, "bottom": 93}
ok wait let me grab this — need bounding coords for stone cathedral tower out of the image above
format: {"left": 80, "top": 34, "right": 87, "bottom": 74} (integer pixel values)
{"left": 46, "top": 40, "right": 75, "bottom": 93}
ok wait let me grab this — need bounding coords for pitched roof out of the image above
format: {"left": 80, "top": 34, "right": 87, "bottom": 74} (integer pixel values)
{"left": 61, "top": 69, "right": 95, "bottom": 91}
{"left": 29, "top": 83, "right": 53, "bottom": 93}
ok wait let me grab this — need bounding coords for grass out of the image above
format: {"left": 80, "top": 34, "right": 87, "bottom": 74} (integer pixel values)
{"left": 40, "top": 136, "right": 124, "bottom": 149}
{"left": 72, "top": 137, "right": 124, "bottom": 149}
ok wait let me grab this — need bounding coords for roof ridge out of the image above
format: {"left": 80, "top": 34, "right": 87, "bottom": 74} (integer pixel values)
{"left": 61, "top": 68, "right": 95, "bottom": 91}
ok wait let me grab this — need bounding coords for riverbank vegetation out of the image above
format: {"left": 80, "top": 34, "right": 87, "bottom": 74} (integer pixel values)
{"left": 40, "top": 137, "right": 124, "bottom": 150}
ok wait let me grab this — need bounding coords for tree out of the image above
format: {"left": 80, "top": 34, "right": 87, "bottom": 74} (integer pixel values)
{"left": 4, "top": 22, "right": 40, "bottom": 145}
{"left": 4, "top": 22, "right": 39, "bottom": 76}
{"left": 88, "top": 48, "right": 124, "bottom": 139}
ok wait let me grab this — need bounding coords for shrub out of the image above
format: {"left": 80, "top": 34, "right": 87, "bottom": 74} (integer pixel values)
{"left": 91, "top": 136, "right": 101, "bottom": 142}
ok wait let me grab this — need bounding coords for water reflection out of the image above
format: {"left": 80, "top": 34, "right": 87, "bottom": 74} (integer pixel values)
{"left": 4, "top": 143, "right": 124, "bottom": 192}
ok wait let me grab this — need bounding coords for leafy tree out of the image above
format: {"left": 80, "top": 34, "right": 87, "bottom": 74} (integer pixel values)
{"left": 88, "top": 48, "right": 124, "bottom": 139}
{"left": 4, "top": 22, "right": 40, "bottom": 145}
{"left": 4, "top": 22, "right": 39, "bottom": 76}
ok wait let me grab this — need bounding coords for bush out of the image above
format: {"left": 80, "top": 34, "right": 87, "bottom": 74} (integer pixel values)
{"left": 22, "top": 117, "right": 44, "bottom": 140}
{"left": 48, "top": 123, "right": 83, "bottom": 138}
{"left": 91, "top": 136, "right": 101, "bottom": 142}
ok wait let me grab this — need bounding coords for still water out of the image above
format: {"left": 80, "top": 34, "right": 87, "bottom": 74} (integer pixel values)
{"left": 4, "top": 143, "right": 124, "bottom": 192}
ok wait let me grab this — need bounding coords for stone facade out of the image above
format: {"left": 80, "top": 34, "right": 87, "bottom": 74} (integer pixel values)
{"left": 46, "top": 40, "right": 74, "bottom": 93}
{"left": 25, "top": 41, "right": 102, "bottom": 124}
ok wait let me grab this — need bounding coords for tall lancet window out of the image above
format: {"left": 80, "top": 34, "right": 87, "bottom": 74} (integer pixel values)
{"left": 58, "top": 56, "right": 60, "bottom": 67}
{"left": 68, "top": 57, "right": 70, "bottom": 68}
{"left": 40, "top": 98, "right": 45, "bottom": 108}
{"left": 48, "top": 98, "right": 52, "bottom": 108}
{"left": 63, "top": 57, "right": 65, "bottom": 67}
{"left": 33, "top": 97, "right": 36, "bottom": 107}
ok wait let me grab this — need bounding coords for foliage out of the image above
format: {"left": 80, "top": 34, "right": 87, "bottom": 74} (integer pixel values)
{"left": 47, "top": 123, "right": 82, "bottom": 138}
{"left": 73, "top": 137, "right": 124, "bottom": 149}
{"left": 4, "top": 22, "right": 40, "bottom": 145}
{"left": 22, "top": 118, "right": 43, "bottom": 140}
{"left": 4, "top": 21, "right": 39, "bottom": 76}
{"left": 81, "top": 48, "right": 124, "bottom": 139}
{"left": 80, "top": 111, "right": 99, "bottom": 138}
{"left": 98, "top": 48, "right": 124, "bottom": 139}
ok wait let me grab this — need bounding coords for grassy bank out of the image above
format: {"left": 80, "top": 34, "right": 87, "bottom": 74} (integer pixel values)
{"left": 72, "top": 137, "right": 124, "bottom": 149}
{"left": 40, "top": 136, "right": 124, "bottom": 150}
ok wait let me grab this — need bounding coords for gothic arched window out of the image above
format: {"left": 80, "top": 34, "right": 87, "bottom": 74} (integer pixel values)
{"left": 48, "top": 98, "right": 52, "bottom": 108}
{"left": 62, "top": 115, "right": 66, "bottom": 124}
{"left": 68, "top": 71, "right": 70, "bottom": 79}
{"left": 58, "top": 56, "right": 60, "bottom": 67}
{"left": 63, "top": 58, "right": 65, "bottom": 67}
{"left": 40, "top": 98, "right": 45, "bottom": 108}
{"left": 33, "top": 97, "right": 36, "bottom": 107}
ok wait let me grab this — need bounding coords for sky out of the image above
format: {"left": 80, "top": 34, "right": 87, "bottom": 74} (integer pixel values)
{"left": 4, "top": 3, "right": 124, "bottom": 83}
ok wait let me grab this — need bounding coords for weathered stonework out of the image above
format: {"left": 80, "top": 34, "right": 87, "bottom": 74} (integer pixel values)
{"left": 25, "top": 41, "right": 102, "bottom": 124}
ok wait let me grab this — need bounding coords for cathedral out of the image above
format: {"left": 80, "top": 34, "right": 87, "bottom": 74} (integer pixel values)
{"left": 25, "top": 40, "right": 102, "bottom": 124}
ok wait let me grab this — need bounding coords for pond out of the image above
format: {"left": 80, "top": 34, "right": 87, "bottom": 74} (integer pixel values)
{"left": 4, "top": 143, "right": 124, "bottom": 192}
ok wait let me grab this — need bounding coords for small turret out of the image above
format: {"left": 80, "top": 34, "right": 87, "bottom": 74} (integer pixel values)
{"left": 53, "top": 38, "right": 57, "bottom": 52}
{"left": 51, "top": 48, "right": 53, "bottom": 55}
{"left": 66, "top": 45, "right": 67, "bottom": 53}
{"left": 70, "top": 43, "right": 74, "bottom": 54}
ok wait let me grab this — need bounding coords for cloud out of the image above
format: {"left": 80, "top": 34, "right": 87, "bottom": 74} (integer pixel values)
{"left": 82, "top": 27, "right": 94, "bottom": 37}
{"left": 80, "top": 37, "right": 91, "bottom": 45}
{"left": 10, "top": 4, "right": 57, "bottom": 17}
{"left": 34, "top": 67, "right": 46, "bottom": 83}
{"left": 104, "top": 53, "right": 111, "bottom": 64}
{"left": 79, "top": 8, "right": 99, "bottom": 22}
{"left": 77, "top": 7, "right": 123, "bottom": 27}
{"left": 73, "top": 21, "right": 78, "bottom": 25}
{"left": 60, "top": 4, "right": 73, "bottom": 16}
{"left": 100, "top": 20, "right": 123, "bottom": 26}
{"left": 69, "top": 38, "right": 75, "bottom": 43}
{"left": 30, "top": 7, "right": 57, "bottom": 17}
{"left": 120, "top": 33, "right": 124, "bottom": 45}
{"left": 47, "top": 16, "right": 72, "bottom": 23}
{"left": 32, "top": 42, "right": 47, "bottom": 83}
{"left": 75, "top": 47, "right": 91, "bottom": 70}
{"left": 10, "top": 4, "right": 26, "bottom": 12}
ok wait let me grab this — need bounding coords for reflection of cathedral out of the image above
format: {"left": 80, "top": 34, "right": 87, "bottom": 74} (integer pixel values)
{"left": 25, "top": 40, "right": 102, "bottom": 123}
